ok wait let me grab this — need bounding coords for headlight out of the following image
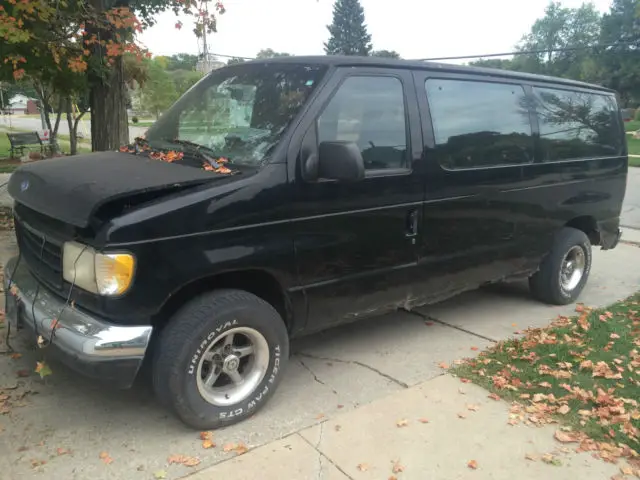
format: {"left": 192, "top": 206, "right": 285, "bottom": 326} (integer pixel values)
{"left": 63, "top": 242, "right": 135, "bottom": 296}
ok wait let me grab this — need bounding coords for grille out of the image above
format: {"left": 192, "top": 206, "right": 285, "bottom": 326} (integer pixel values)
{"left": 14, "top": 218, "right": 64, "bottom": 290}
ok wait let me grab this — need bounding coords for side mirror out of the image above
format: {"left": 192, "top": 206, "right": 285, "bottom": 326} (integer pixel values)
{"left": 318, "top": 141, "right": 365, "bottom": 181}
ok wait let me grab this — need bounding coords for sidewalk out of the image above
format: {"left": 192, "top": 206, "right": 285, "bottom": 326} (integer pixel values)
{"left": 185, "top": 375, "right": 619, "bottom": 480}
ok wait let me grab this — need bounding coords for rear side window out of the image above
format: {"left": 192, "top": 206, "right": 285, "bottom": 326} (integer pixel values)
{"left": 426, "top": 79, "right": 533, "bottom": 170}
{"left": 318, "top": 76, "right": 408, "bottom": 170}
{"left": 533, "top": 87, "right": 621, "bottom": 161}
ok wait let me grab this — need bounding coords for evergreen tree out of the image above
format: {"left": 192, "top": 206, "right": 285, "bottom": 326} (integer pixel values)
{"left": 324, "top": 0, "right": 372, "bottom": 56}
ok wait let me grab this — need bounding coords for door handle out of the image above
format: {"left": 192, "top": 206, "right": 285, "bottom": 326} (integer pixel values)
{"left": 406, "top": 209, "right": 419, "bottom": 238}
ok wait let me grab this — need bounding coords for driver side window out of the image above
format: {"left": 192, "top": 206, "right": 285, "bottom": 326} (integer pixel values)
{"left": 317, "top": 76, "right": 408, "bottom": 170}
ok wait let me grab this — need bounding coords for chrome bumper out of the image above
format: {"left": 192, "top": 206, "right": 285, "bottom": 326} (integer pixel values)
{"left": 4, "top": 256, "right": 153, "bottom": 388}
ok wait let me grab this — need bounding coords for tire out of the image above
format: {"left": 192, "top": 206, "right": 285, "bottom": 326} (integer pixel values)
{"left": 529, "top": 227, "right": 592, "bottom": 305}
{"left": 152, "top": 289, "right": 289, "bottom": 430}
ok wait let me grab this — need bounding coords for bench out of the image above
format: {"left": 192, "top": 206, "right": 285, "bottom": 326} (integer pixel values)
{"left": 6, "top": 131, "right": 52, "bottom": 158}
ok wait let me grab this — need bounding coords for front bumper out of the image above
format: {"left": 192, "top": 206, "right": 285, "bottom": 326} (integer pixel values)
{"left": 4, "top": 256, "right": 153, "bottom": 389}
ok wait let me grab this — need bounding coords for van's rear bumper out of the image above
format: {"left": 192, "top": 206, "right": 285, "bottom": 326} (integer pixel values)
{"left": 3, "top": 256, "right": 153, "bottom": 389}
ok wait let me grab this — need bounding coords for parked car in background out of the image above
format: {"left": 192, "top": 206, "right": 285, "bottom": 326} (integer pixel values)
{"left": 5, "top": 56, "right": 627, "bottom": 430}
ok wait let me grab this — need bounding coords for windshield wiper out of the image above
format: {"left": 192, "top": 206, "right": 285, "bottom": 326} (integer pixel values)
{"left": 163, "top": 138, "right": 229, "bottom": 169}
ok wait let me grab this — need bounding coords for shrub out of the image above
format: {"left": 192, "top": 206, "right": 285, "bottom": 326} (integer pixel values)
{"left": 132, "top": 116, "right": 139, "bottom": 124}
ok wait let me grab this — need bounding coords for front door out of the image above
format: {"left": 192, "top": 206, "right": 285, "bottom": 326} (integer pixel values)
{"left": 288, "top": 67, "right": 426, "bottom": 333}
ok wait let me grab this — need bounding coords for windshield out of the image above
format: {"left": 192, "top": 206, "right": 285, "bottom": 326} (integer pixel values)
{"left": 145, "top": 62, "right": 328, "bottom": 167}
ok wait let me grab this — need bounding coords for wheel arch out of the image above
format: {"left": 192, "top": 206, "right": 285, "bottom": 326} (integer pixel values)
{"left": 565, "top": 215, "right": 600, "bottom": 245}
{"left": 152, "top": 268, "right": 293, "bottom": 333}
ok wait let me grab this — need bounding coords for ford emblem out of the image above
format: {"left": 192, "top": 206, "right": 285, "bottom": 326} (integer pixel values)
{"left": 20, "top": 180, "right": 29, "bottom": 192}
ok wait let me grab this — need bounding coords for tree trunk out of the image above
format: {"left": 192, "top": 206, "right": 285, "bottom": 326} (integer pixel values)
{"left": 87, "top": 0, "right": 129, "bottom": 151}
{"left": 65, "top": 97, "right": 77, "bottom": 156}
{"left": 90, "top": 55, "right": 129, "bottom": 151}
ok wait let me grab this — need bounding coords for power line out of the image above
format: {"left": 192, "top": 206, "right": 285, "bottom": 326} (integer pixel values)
{"left": 413, "top": 42, "right": 637, "bottom": 61}
{"left": 154, "top": 41, "right": 637, "bottom": 64}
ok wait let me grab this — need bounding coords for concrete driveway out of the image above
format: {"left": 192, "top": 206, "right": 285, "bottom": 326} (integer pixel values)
{"left": 0, "top": 172, "right": 639, "bottom": 480}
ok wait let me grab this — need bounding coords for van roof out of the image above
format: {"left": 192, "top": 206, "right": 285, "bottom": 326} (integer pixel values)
{"left": 239, "top": 55, "right": 616, "bottom": 94}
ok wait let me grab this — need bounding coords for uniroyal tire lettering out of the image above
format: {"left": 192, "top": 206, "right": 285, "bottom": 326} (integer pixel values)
{"left": 219, "top": 408, "right": 243, "bottom": 419}
{"left": 187, "top": 319, "right": 238, "bottom": 375}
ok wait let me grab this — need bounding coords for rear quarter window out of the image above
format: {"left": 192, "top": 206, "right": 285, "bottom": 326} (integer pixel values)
{"left": 425, "top": 78, "right": 534, "bottom": 170}
{"left": 532, "top": 87, "right": 621, "bottom": 161}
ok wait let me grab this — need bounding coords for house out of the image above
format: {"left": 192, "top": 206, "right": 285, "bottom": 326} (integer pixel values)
{"left": 8, "top": 94, "right": 39, "bottom": 114}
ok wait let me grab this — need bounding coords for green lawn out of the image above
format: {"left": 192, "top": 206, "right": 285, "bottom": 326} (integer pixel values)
{"left": 129, "top": 121, "right": 154, "bottom": 128}
{"left": 453, "top": 293, "right": 640, "bottom": 461}
{"left": 625, "top": 120, "right": 640, "bottom": 133}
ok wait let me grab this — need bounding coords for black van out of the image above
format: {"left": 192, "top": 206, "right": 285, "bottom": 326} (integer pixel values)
{"left": 4, "top": 56, "right": 627, "bottom": 429}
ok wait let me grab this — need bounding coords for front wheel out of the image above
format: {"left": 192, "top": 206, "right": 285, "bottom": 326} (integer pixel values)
{"left": 152, "top": 289, "right": 289, "bottom": 430}
{"left": 529, "top": 227, "right": 592, "bottom": 305}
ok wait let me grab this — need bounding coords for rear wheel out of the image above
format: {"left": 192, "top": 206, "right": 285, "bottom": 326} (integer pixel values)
{"left": 152, "top": 289, "right": 289, "bottom": 430}
{"left": 529, "top": 227, "right": 592, "bottom": 305}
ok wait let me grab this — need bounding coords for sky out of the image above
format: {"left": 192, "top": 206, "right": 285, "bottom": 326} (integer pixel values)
{"left": 138, "top": 0, "right": 614, "bottom": 64}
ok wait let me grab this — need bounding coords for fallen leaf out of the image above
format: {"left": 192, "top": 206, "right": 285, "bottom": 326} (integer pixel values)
{"left": 557, "top": 405, "right": 570, "bottom": 415}
{"left": 10, "top": 353, "right": 21, "bottom": 360}
{"left": 389, "top": 477, "right": 398, "bottom": 480}
{"left": 356, "top": 463, "right": 369, "bottom": 471}
{"left": 36, "top": 335, "right": 45, "bottom": 348}
{"left": 235, "top": 443, "right": 249, "bottom": 455}
{"left": 316, "top": 413, "right": 325, "bottom": 420}
{"left": 99, "top": 451, "right": 113, "bottom": 464}
{"left": 202, "top": 438, "right": 215, "bottom": 449}
{"left": 222, "top": 443, "right": 236, "bottom": 453}
{"left": 541, "top": 453, "right": 561, "bottom": 466}
{"left": 418, "top": 418, "right": 430, "bottom": 423}
{"left": 437, "top": 361, "right": 449, "bottom": 369}
{"left": 467, "top": 404, "right": 481, "bottom": 412}
{"left": 470, "top": 346, "right": 479, "bottom": 351}
{"left": 153, "top": 471, "right": 167, "bottom": 480}
{"left": 525, "top": 453, "right": 538, "bottom": 461}
{"left": 167, "top": 455, "right": 200, "bottom": 467}
{"left": 468, "top": 459, "right": 478, "bottom": 469}
{"left": 488, "top": 393, "right": 501, "bottom": 401}
{"left": 457, "top": 413, "right": 467, "bottom": 419}
{"left": 199, "top": 431, "right": 211, "bottom": 441}
{"left": 396, "top": 419, "right": 409, "bottom": 427}
{"left": 56, "top": 448, "right": 71, "bottom": 456}
{"left": 334, "top": 425, "right": 342, "bottom": 432}
{"left": 610, "top": 333, "right": 621, "bottom": 339}
{"left": 391, "top": 460, "right": 405, "bottom": 473}
{"left": 35, "top": 362, "right": 52, "bottom": 379}
{"left": 621, "top": 466, "right": 634, "bottom": 475}
{"left": 554, "top": 430, "right": 578, "bottom": 443}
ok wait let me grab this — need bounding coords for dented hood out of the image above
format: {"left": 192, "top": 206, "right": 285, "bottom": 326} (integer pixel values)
{"left": 8, "top": 151, "right": 220, "bottom": 228}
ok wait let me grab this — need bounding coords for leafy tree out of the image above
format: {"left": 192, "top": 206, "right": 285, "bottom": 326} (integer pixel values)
{"left": 0, "top": 0, "right": 225, "bottom": 152}
{"left": 141, "top": 58, "right": 179, "bottom": 119}
{"left": 371, "top": 50, "right": 401, "bottom": 59}
{"left": 165, "top": 53, "right": 200, "bottom": 71}
{"left": 324, "top": 0, "right": 372, "bottom": 56}
{"left": 516, "top": 1, "right": 601, "bottom": 80}
{"left": 169, "top": 69, "right": 205, "bottom": 97}
{"left": 256, "top": 48, "right": 291, "bottom": 58}
{"left": 599, "top": 0, "right": 640, "bottom": 106}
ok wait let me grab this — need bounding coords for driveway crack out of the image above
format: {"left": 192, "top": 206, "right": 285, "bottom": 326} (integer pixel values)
{"left": 297, "top": 431, "right": 356, "bottom": 480}
{"left": 297, "top": 357, "right": 338, "bottom": 395}
{"left": 401, "top": 308, "right": 498, "bottom": 343}
{"left": 295, "top": 352, "right": 409, "bottom": 389}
